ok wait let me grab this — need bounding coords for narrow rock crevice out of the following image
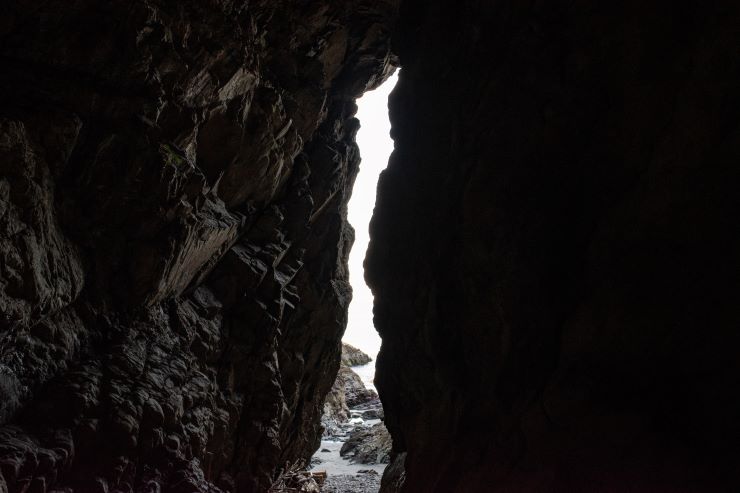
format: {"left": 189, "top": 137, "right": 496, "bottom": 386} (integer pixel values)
{"left": 2, "top": 2, "right": 740, "bottom": 493}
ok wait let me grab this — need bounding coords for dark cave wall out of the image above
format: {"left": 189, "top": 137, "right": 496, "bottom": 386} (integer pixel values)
{"left": 0, "top": 1, "right": 396, "bottom": 492}
{"left": 367, "top": 1, "right": 740, "bottom": 492}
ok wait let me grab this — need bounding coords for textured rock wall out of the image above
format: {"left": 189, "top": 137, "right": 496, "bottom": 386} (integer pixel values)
{"left": 322, "top": 345, "right": 375, "bottom": 437}
{"left": 367, "top": 2, "right": 740, "bottom": 492}
{"left": 0, "top": 1, "right": 396, "bottom": 491}
{"left": 340, "top": 343, "right": 371, "bottom": 367}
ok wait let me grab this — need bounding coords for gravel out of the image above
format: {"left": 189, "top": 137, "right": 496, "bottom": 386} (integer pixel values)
{"left": 321, "top": 472, "right": 381, "bottom": 493}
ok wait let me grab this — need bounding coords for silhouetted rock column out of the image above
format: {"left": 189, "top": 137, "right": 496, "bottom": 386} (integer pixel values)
{"left": 367, "top": 2, "right": 740, "bottom": 492}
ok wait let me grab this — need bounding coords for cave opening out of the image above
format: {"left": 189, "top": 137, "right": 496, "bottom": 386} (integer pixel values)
{"left": 344, "top": 71, "right": 399, "bottom": 388}
{"left": 309, "top": 72, "right": 399, "bottom": 484}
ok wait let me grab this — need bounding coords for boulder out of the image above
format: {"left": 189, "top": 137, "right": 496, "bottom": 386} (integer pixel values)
{"left": 321, "top": 365, "right": 379, "bottom": 437}
{"left": 338, "top": 366, "right": 378, "bottom": 409}
{"left": 341, "top": 343, "right": 372, "bottom": 367}
{"left": 339, "top": 423, "right": 392, "bottom": 465}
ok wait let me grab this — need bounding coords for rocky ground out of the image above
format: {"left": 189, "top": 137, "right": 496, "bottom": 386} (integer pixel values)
{"left": 321, "top": 471, "right": 381, "bottom": 493}
{"left": 313, "top": 344, "right": 391, "bottom": 492}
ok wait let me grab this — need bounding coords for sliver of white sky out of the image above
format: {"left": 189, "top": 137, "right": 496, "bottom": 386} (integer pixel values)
{"left": 343, "top": 72, "right": 399, "bottom": 360}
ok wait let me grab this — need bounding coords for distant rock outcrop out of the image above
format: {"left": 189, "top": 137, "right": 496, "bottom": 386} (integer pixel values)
{"left": 321, "top": 350, "right": 378, "bottom": 436}
{"left": 321, "top": 373, "right": 350, "bottom": 437}
{"left": 341, "top": 343, "right": 373, "bottom": 367}
{"left": 339, "top": 366, "right": 378, "bottom": 408}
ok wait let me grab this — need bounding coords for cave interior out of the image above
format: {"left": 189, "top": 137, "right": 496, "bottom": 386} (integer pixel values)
{"left": 1, "top": 1, "right": 740, "bottom": 492}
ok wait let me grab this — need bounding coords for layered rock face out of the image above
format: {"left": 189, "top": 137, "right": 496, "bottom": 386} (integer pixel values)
{"left": 340, "top": 424, "right": 391, "bottom": 466}
{"left": 0, "top": 1, "right": 396, "bottom": 492}
{"left": 367, "top": 2, "right": 740, "bottom": 492}
{"left": 340, "top": 343, "right": 372, "bottom": 367}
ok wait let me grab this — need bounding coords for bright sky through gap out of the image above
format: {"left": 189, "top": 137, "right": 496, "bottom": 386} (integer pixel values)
{"left": 342, "top": 71, "right": 399, "bottom": 359}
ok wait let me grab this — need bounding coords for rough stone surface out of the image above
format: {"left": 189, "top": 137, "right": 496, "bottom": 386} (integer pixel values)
{"left": 321, "top": 365, "right": 378, "bottom": 438}
{"left": 321, "top": 472, "right": 380, "bottom": 493}
{"left": 367, "top": 2, "right": 740, "bottom": 492}
{"left": 340, "top": 424, "right": 391, "bottom": 465}
{"left": 338, "top": 367, "right": 378, "bottom": 410}
{"left": 321, "top": 376, "right": 351, "bottom": 439}
{"left": 321, "top": 342, "right": 373, "bottom": 433}
{"left": 341, "top": 343, "right": 372, "bottom": 367}
{"left": 0, "top": 1, "right": 397, "bottom": 491}
{"left": 378, "top": 453, "right": 405, "bottom": 493}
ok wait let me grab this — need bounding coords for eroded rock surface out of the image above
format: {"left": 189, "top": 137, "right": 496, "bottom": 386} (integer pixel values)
{"left": 367, "top": 2, "right": 740, "bottom": 492}
{"left": 0, "top": 1, "right": 397, "bottom": 491}
{"left": 340, "top": 423, "right": 391, "bottom": 465}
{"left": 341, "top": 343, "right": 372, "bottom": 367}
{"left": 321, "top": 361, "right": 378, "bottom": 438}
